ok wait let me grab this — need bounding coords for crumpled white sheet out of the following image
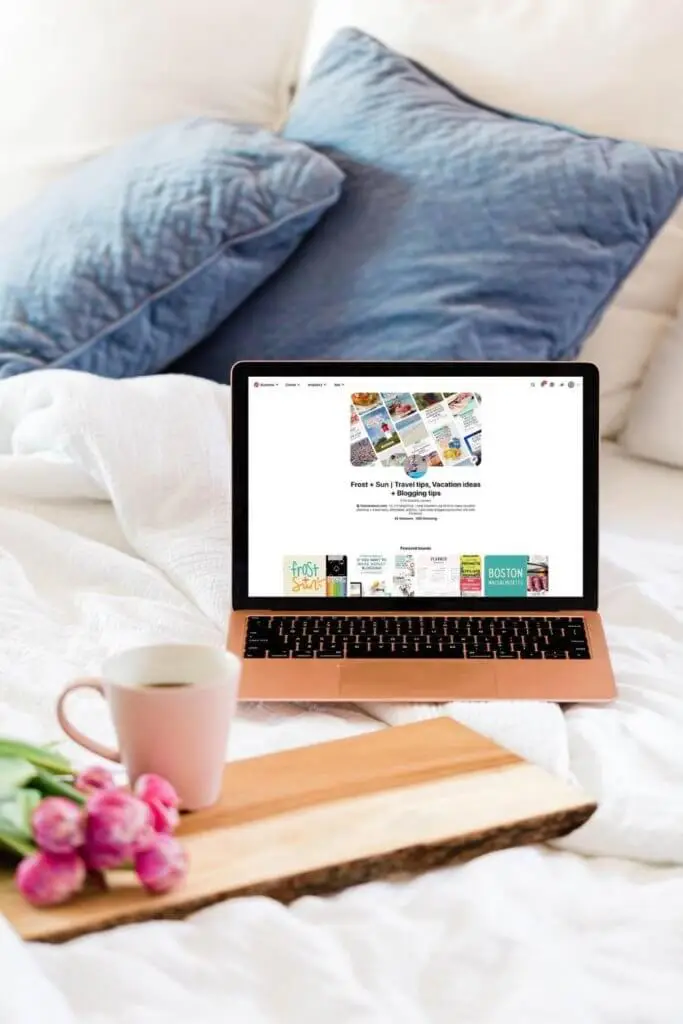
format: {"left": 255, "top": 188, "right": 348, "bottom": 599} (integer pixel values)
{"left": 0, "top": 370, "right": 682, "bottom": 1024}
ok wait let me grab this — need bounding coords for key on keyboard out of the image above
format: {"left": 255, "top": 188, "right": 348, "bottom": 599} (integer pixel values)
{"left": 243, "top": 616, "right": 591, "bottom": 660}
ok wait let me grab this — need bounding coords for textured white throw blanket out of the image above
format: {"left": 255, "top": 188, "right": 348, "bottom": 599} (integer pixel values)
{"left": 1, "top": 370, "right": 683, "bottom": 1023}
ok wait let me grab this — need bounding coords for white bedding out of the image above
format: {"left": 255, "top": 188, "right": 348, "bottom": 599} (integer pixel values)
{"left": 1, "top": 371, "right": 683, "bottom": 1023}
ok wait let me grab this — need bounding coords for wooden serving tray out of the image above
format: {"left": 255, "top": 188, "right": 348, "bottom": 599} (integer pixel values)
{"left": 0, "top": 719, "right": 596, "bottom": 943}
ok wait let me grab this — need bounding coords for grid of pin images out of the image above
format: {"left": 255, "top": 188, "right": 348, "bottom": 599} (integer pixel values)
{"left": 349, "top": 391, "right": 481, "bottom": 469}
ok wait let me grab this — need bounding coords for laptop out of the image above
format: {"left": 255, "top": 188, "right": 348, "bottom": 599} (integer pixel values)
{"left": 228, "top": 360, "right": 616, "bottom": 703}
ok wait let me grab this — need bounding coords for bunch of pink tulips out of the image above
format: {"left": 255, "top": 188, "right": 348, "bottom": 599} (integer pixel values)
{"left": 16, "top": 768, "right": 188, "bottom": 907}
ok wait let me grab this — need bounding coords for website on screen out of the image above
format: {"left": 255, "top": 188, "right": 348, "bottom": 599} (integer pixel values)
{"left": 247, "top": 375, "right": 583, "bottom": 599}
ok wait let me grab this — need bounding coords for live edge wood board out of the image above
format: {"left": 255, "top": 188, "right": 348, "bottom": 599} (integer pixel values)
{"left": 0, "top": 718, "right": 596, "bottom": 943}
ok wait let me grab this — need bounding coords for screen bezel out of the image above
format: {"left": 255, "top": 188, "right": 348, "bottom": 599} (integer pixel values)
{"left": 231, "top": 360, "right": 598, "bottom": 612}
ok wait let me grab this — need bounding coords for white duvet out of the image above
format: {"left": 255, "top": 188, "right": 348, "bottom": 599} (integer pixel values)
{"left": 1, "top": 370, "right": 683, "bottom": 1024}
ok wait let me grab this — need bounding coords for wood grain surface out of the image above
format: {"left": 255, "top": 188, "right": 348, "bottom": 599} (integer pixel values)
{"left": 0, "top": 719, "right": 596, "bottom": 943}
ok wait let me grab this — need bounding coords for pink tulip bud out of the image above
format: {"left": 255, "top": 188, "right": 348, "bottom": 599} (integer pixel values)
{"left": 134, "top": 773, "right": 180, "bottom": 810}
{"left": 32, "top": 797, "right": 85, "bottom": 854}
{"left": 146, "top": 798, "right": 180, "bottom": 835}
{"left": 75, "top": 765, "right": 116, "bottom": 794}
{"left": 82, "top": 840, "right": 128, "bottom": 872}
{"left": 16, "top": 851, "right": 86, "bottom": 907}
{"left": 134, "top": 835, "right": 188, "bottom": 894}
{"left": 84, "top": 789, "right": 155, "bottom": 870}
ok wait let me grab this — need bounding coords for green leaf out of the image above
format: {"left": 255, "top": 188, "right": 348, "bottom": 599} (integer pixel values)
{"left": 0, "top": 786, "right": 41, "bottom": 836}
{"left": 0, "top": 737, "right": 71, "bottom": 775}
{"left": 0, "top": 817, "right": 35, "bottom": 859}
{"left": 31, "top": 769, "right": 86, "bottom": 806}
{"left": 0, "top": 757, "right": 36, "bottom": 797}
{"left": 16, "top": 788, "right": 42, "bottom": 834}
{"left": 0, "top": 797, "right": 25, "bottom": 834}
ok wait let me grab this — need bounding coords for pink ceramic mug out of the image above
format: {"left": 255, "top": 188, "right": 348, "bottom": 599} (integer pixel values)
{"left": 57, "top": 644, "right": 241, "bottom": 811}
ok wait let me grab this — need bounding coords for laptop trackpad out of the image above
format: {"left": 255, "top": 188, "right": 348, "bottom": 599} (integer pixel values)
{"left": 338, "top": 661, "right": 497, "bottom": 701}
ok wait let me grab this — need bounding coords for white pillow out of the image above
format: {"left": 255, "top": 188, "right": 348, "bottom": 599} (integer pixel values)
{"left": 621, "top": 310, "right": 683, "bottom": 467}
{"left": 301, "top": 0, "right": 683, "bottom": 437}
{"left": 0, "top": 0, "right": 312, "bottom": 221}
{"left": 579, "top": 200, "right": 683, "bottom": 438}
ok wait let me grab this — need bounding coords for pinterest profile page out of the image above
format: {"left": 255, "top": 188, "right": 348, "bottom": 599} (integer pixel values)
{"left": 247, "top": 375, "right": 583, "bottom": 601}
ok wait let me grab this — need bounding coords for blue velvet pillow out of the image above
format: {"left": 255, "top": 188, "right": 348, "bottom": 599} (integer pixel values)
{"left": 170, "top": 28, "right": 683, "bottom": 379}
{"left": 0, "top": 118, "right": 343, "bottom": 378}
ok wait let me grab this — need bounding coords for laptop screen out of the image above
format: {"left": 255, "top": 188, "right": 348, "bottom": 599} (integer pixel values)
{"left": 246, "top": 372, "right": 585, "bottom": 602}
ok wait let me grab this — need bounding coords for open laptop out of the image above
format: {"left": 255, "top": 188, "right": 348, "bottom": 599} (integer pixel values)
{"left": 228, "top": 360, "right": 616, "bottom": 702}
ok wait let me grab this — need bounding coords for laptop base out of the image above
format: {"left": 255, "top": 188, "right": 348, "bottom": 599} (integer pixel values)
{"left": 227, "top": 611, "right": 616, "bottom": 703}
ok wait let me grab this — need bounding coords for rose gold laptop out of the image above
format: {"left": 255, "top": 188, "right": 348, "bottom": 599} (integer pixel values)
{"left": 228, "top": 360, "right": 615, "bottom": 703}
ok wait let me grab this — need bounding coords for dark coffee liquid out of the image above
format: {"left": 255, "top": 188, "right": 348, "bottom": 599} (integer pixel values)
{"left": 142, "top": 682, "right": 192, "bottom": 689}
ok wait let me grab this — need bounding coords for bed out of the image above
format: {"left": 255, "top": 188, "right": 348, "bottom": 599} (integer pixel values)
{"left": 2, "top": 2, "right": 683, "bottom": 1019}
{"left": 1, "top": 370, "right": 682, "bottom": 1023}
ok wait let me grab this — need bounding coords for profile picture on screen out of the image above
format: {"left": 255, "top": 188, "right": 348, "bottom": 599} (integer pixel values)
{"left": 404, "top": 454, "right": 427, "bottom": 479}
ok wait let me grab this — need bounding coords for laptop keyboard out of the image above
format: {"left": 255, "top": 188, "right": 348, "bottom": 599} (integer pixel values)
{"left": 244, "top": 616, "right": 590, "bottom": 660}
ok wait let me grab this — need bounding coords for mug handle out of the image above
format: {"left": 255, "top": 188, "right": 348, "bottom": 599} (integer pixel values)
{"left": 56, "top": 678, "right": 121, "bottom": 763}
